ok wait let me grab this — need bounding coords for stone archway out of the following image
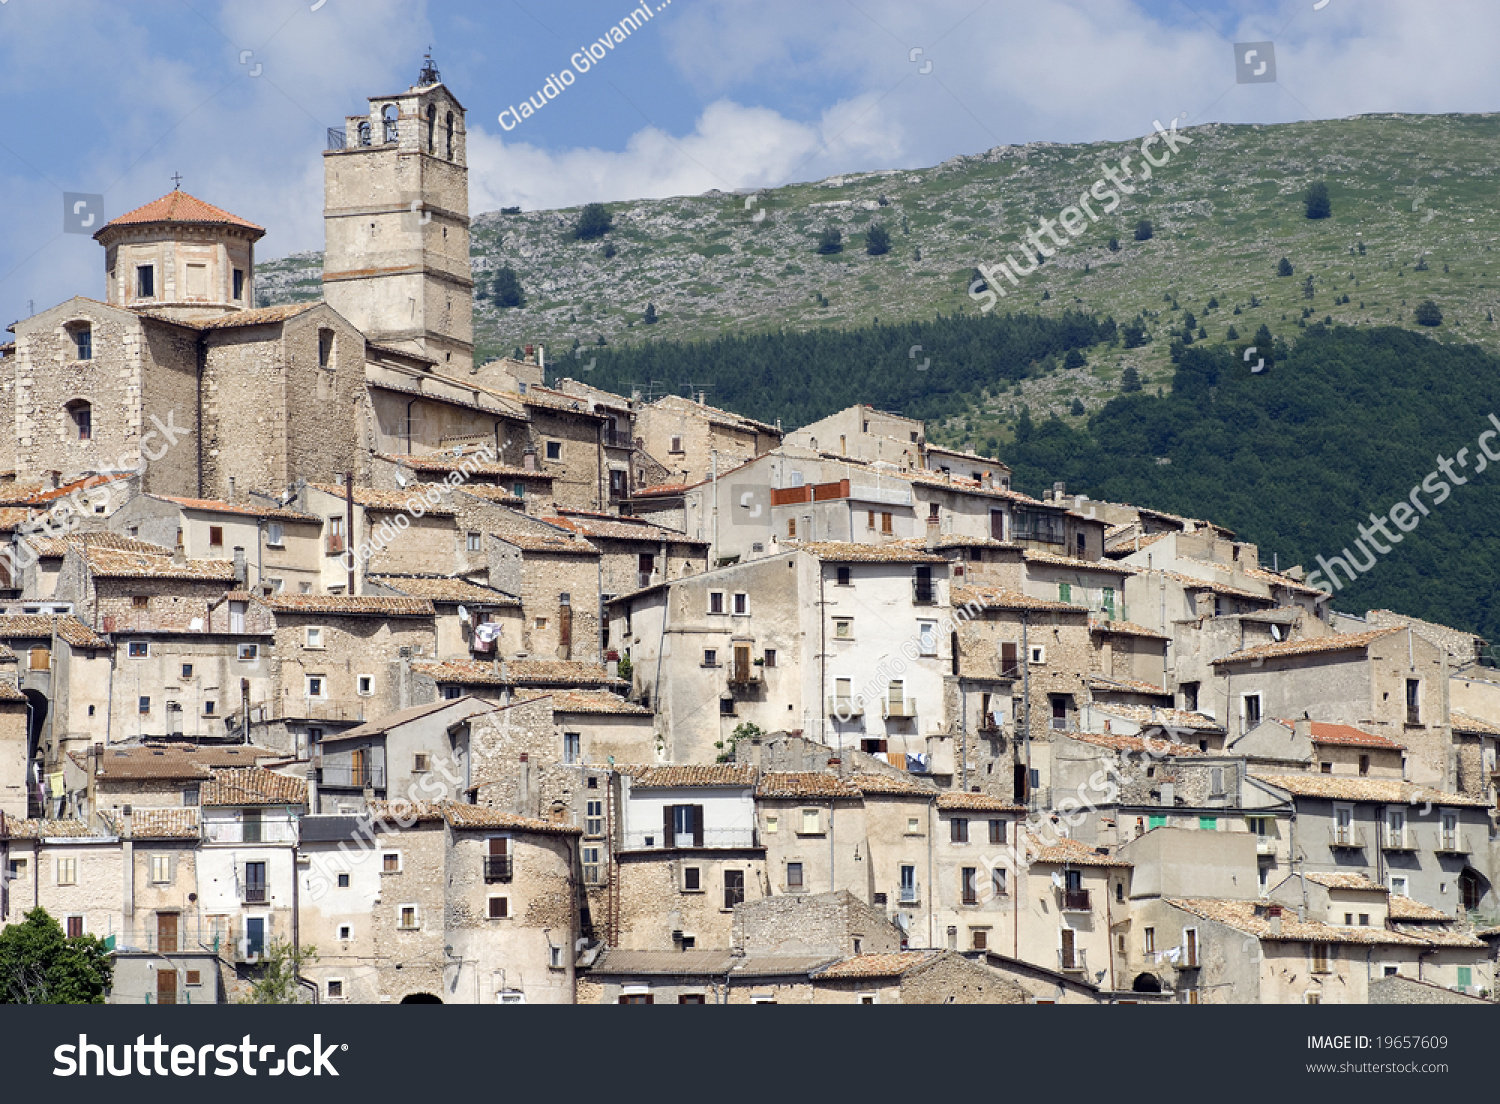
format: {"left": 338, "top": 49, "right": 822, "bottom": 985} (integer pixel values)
{"left": 400, "top": 992, "right": 443, "bottom": 1004}
{"left": 1459, "top": 867, "right": 1490, "bottom": 912}
{"left": 1131, "top": 972, "right": 1163, "bottom": 993}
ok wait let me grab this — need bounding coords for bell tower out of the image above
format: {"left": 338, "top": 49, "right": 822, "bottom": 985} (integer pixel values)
{"left": 322, "top": 55, "right": 473, "bottom": 372}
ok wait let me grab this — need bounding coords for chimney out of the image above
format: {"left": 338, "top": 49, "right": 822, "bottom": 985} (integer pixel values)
{"left": 749, "top": 737, "right": 763, "bottom": 771}
{"left": 232, "top": 547, "right": 247, "bottom": 585}
{"left": 1159, "top": 782, "right": 1174, "bottom": 807}
{"left": 1267, "top": 903, "right": 1283, "bottom": 937}
{"left": 524, "top": 344, "right": 534, "bottom": 363}
{"left": 86, "top": 742, "right": 102, "bottom": 816}
{"left": 1053, "top": 481, "right": 1066, "bottom": 501}
{"left": 47, "top": 470, "right": 61, "bottom": 490}
{"left": 1293, "top": 717, "right": 1312, "bottom": 742}
{"left": 518, "top": 753, "right": 532, "bottom": 817}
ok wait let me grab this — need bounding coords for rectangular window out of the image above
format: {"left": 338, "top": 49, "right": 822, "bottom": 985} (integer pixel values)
{"left": 1144, "top": 927, "right": 1156, "bottom": 954}
{"left": 150, "top": 855, "right": 172, "bottom": 884}
{"left": 265, "top": 521, "right": 284, "bottom": 547}
{"left": 357, "top": 675, "right": 373, "bottom": 696}
{"left": 732, "top": 592, "right": 748, "bottom": 615}
{"left": 318, "top": 328, "right": 335, "bottom": 368}
{"left": 563, "top": 732, "right": 581, "bottom": 764}
{"left": 243, "top": 860, "right": 266, "bottom": 902}
{"left": 307, "top": 676, "right": 324, "bottom": 698}
{"left": 786, "top": 862, "right": 804, "bottom": 890}
{"left": 800, "top": 808, "right": 820, "bottom": 834}
{"left": 399, "top": 906, "right": 419, "bottom": 930}
{"left": 708, "top": 591, "right": 724, "bottom": 614}
{"left": 73, "top": 328, "right": 92, "bottom": 361}
{"left": 488, "top": 897, "right": 509, "bottom": 919}
{"left": 763, "top": 649, "right": 776, "bottom": 668}
{"left": 57, "top": 857, "right": 77, "bottom": 886}
{"left": 138, "top": 695, "right": 151, "bottom": 714}
{"left": 961, "top": 867, "right": 978, "bottom": 905}
{"left": 383, "top": 853, "right": 400, "bottom": 873}
{"left": 1405, "top": 678, "right": 1421, "bottom": 724}
{"left": 242, "top": 809, "right": 262, "bottom": 844}
{"left": 546, "top": 441, "right": 562, "bottom": 461}
{"left": 209, "top": 525, "right": 224, "bottom": 547}
{"left": 992, "top": 867, "right": 1007, "bottom": 898}
{"left": 586, "top": 799, "right": 604, "bottom": 837}
{"left": 137, "top": 265, "right": 154, "bottom": 298}
{"left": 1058, "top": 582, "right": 1072, "bottom": 603}
{"left": 1311, "top": 944, "right": 1330, "bottom": 974}
{"left": 237, "top": 643, "right": 258, "bottom": 660}
{"left": 233, "top": 268, "right": 245, "bottom": 301}
{"left": 1243, "top": 693, "right": 1262, "bottom": 727}
{"left": 989, "top": 819, "right": 1006, "bottom": 845}
{"left": 467, "top": 531, "right": 482, "bottom": 552}
{"left": 128, "top": 641, "right": 149, "bottom": 657}
{"left": 703, "top": 649, "right": 717, "bottom": 667}
{"left": 337, "top": 874, "right": 350, "bottom": 889}
{"left": 1198, "top": 816, "right": 1217, "bottom": 831}
{"left": 950, "top": 818, "right": 969, "bottom": 844}
{"left": 724, "top": 869, "right": 745, "bottom": 909}
{"left": 683, "top": 867, "right": 701, "bottom": 892}
{"left": 67, "top": 916, "right": 84, "bottom": 938}
{"left": 834, "top": 618, "right": 852, "bottom": 639}
{"left": 765, "top": 815, "right": 778, "bottom": 834}
{"left": 918, "top": 620, "right": 937, "bottom": 656}
{"left": 899, "top": 864, "right": 917, "bottom": 903}
{"left": 306, "top": 627, "right": 323, "bottom": 648}
{"left": 881, "top": 512, "right": 893, "bottom": 534}
{"left": 183, "top": 785, "right": 199, "bottom": 807}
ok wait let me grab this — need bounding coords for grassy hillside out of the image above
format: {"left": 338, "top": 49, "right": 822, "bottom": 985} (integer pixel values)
{"left": 261, "top": 111, "right": 1500, "bottom": 451}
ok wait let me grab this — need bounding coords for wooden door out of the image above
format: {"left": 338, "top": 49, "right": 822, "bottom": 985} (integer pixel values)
{"left": 157, "top": 968, "right": 178, "bottom": 1006}
{"left": 157, "top": 912, "right": 178, "bottom": 953}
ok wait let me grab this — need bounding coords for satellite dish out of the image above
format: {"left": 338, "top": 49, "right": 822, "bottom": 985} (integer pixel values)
{"left": 457, "top": 605, "right": 471, "bottom": 624}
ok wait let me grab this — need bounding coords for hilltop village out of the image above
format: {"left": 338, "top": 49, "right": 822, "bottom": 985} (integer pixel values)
{"left": 1, "top": 63, "right": 1498, "bottom": 1006}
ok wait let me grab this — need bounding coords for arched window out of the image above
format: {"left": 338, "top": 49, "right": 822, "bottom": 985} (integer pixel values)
{"left": 426, "top": 104, "right": 436, "bottom": 153}
{"left": 357, "top": 121, "right": 371, "bottom": 147}
{"left": 382, "top": 104, "right": 398, "bottom": 143}
{"left": 65, "top": 399, "right": 92, "bottom": 441}
{"left": 445, "top": 112, "right": 454, "bottom": 160}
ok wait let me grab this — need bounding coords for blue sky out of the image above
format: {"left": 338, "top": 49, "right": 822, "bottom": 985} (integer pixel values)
{"left": 3, "top": 0, "right": 1499, "bottom": 327}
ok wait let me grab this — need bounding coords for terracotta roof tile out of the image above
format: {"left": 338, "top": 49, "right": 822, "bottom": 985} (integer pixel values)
{"left": 1214, "top": 628, "right": 1404, "bottom": 665}
{"left": 814, "top": 951, "right": 934, "bottom": 979}
{"left": 631, "top": 765, "right": 758, "bottom": 788}
{"left": 549, "top": 513, "right": 707, "bottom": 546}
{"left": 0, "top": 818, "right": 99, "bottom": 840}
{"left": 1290, "top": 720, "right": 1405, "bottom": 751}
{"left": 412, "top": 659, "right": 509, "bottom": 687}
{"left": 634, "top": 482, "right": 692, "bottom": 496}
{"left": 1022, "top": 550, "right": 1131, "bottom": 573}
{"left": 1450, "top": 710, "right": 1500, "bottom": 736}
{"left": 201, "top": 767, "right": 307, "bottom": 807}
{"left": 1087, "top": 703, "right": 1224, "bottom": 732}
{"left": 0, "top": 615, "right": 107, "bottom": 648}
{"left": 755, "top": 772, "right": 862, "bottom": 799}
{"left": 1167, "top": 898, "right": 1424, "bottom": 945}
{"left": 950, "top": 584, "right": 1080, "bottom": 613}
{"left": 851, "top": 773, "right": 938, "bottom": 796}
{"left": 1030, "top": 836, "right": 1130, "bottom": 867}
{"left": 149, "top": 494, "right": 319, "bottom": 522}
{"left": 83, "top": 743, "right": 275, "bottom": 780}
{"left": 1088, "top": 675, "right": 1173, "bottom": 698}
{"left": 443, "top": 803, "right": 581, "bottom": 834}
{"left": 0, "top": 680, "right": 23, "bottom": 701}
{"left": 1064, "top": 730, "right": 1204, "bottom": 756}
{"left": 1090, "top": 619, "right": 1170, "bottom": 640}
{"left": 257, "top": 595, "right": 434, "bottom": 616}
{"left": 366, "top": 574, "right": 520, "bottom": 605}
{"left": 508, "top": 660, "right": 624, "bottom": 686}
{"left": 102, "top": 807, "right": 200, "bottom": 839}
{"left": 935, "top": 791, "right": 1025, "bottom": 812}
{"left": 384, "top": 454, "right": 554, "bottom": 480}
{"left": 1386, "top": 895, "right": 1453, "bottom": 922}
{"left": 491, "top": 528, "right": 598, "bottom": 554}
{"left": 82, "top": 547, "right": 238, "bottom": 581}
{"left": 454, "top": 485, "right": 525, "bottom": 506}
{"left": 306, "top": 483, "right": 456, "bottom": 516}
{"left": 552, "top": 689, "right": 650, "bottom": 715}
{"left": 1253, "top": 773, "right": 1492, "bottom": 807}
{"left": 794, "top": 540, "right": 947, "bottom": 565}
{"left": 1303, "top": 872, "right": 1387, "bottom": 892}
{"left": 101, "top": 189, "right": 263, "bottom": 233}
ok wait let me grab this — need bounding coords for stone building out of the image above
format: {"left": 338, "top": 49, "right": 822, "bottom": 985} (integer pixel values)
{"left": 633, "top": 393, "right": 783, "bottom": 488}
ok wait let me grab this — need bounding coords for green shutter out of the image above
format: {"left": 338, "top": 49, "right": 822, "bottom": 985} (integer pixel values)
{"left": 1059, "top": 583, "right": 1072, "bottom": 603}
{"left": 1148, "top": 815, "right": 1166, "bottom": 829}
{"left": 1102, "top": 587, "right": 1116, "bottom": 619}
{"left": 1199, "top": 816, "right": 1217, "bottom": 831}
{"left": 1458, "top": 966, "right": 1472, "bottom": 988}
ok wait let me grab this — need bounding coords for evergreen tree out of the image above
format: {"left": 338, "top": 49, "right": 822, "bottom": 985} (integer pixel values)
{"left": 493, "top": 266, "right": 525, "bottom": 309}
{"left": 865, "top": 223, "right": 891, "bottom": 255}
{"left": 1253, "top": 323, "right": 1274, "bottom": 348}
{"left": 603, "top": 241, "right": 618, "bottom": 259}
{"left": 1226, "top": 324, "right": 1239, "bottom": 340}
{"left": 573, "top": 203, "right": 613, "bottom": 240}
{"left": 816, "top": 226, "right": 843, "bottom": 254}
{"left": 643, "top": 302, "right": 658, "bottom": 325}
{"left": 1063, "top": 349, "right": 1086, "bottom": 369}
{"left": 1069, "top": 398, "right": 1086, "bottom": 416}
{"left": 1107, "top": 236, "right": 1120, "bottom": 252}
{"left": 1303, "top": 275, "right": 1316, "bottom": 300}
{"left": 1414, "top": 299, "right": 1443, "bottom": 326}
{"left": 1278, "top": 257, "right": 1295, "bottom": 277}
{"left": 1304, "top": 181, "right": 1332, "bottom": 219}
{"left": 1134, "top": 219, "right": 1153, "bottom": 241}
{"left": 1120, "top": 365, "right": 1143, "bottom": 392}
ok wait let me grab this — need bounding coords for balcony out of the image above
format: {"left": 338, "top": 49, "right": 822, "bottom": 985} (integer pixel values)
{"left": 242, "top": 885, "right": 268, "bottom": 905}
{"left": 1061, "top": 888, "right": 1092, "bottom": 913}
{"left": 1435, "top": 833, "right": 1472, "bottom": 856}
{"left": 1058, "top": 947, "right": 1087, "bottom": 973}
{"left": 1256, "top": 838, "right": 1279, "bottom": 858}
{"left": 828, "top": 695, "right": 864, "bottom": 716}
{"left": 898, "top": 882, "right": 920, "bottom": 906}
{"left": 727, "top": 668, "right": 763, "bottom": 688}
{"left": 622, "top": 827, "right": 759, "bottom": 851}
{"left": 883, "top": 697, "right": 918, "bottom": 720}
{"left": 484, "top": 856, "right": 514, "bottom": 884}
{"left": 1328, "top": 827, "right": 1366, "bottom": 850}
{"left": 912, "top": 580, "right": 937, "bottom": 606}
{"left": 318, "top": 765, "right": 386, "bottom": 790}
{"left": 1381, "top": 829, "right": 1417, "bottom": 852}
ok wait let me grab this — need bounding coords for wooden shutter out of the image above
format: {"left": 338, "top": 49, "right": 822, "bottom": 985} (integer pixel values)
{"left": 1001, "top": 642, "right": 1018, "bottom": 677}
{"left": 489, "top": 837, "right": 508, "bottom": 857}
{"left": 692, "top": 805, "right": 705, "bottom": 847}
{"left": 663, "top": 805, "right": 675, "bottom": 847}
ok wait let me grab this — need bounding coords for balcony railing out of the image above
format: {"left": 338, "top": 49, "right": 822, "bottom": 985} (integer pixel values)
{"left": 622, "top": 827, "right": 759, "bottom": 851}
{"left": 1436, "top": 832, "right": 1471, "bottom": 855}
{"left": 828, "top": 695, "right": 864, "bottom": 716}
{"left": 883, "top": 698, "right": 918, "bottom": 719}
{"left": 1381, "top": 829, "right": 1416, "bottom": 852}
{"left": 484, "top": 856, "right": 513, "bottom": 883}
{"left": 912, "top": 580, "right": 937, "bottom": 605}
{"left": 727, "top": 668, "right": 763, "bottom": 687}
{"left": 326, "top": 126, "right": 347, "bottom": 151}
{"left": 242, "top": 885, "right": 268, "bottom": 905}
{"left": 898, "top": 882, "right": 920, "bottom": 905}
{"left": 1329, "top": 827, "right": 1366, "bottom": 850}
{"left": 1061, "top": 888, "right": 1092, "bottom": 913}
{"left": 318, "top": 765, "right": 385, "bottom": 789}
{"left": 1256, "top": 838, "right": 1279, "bottom": 858}
{"left": 1058, "top": 947, "right": 1087, "bottom": 973}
